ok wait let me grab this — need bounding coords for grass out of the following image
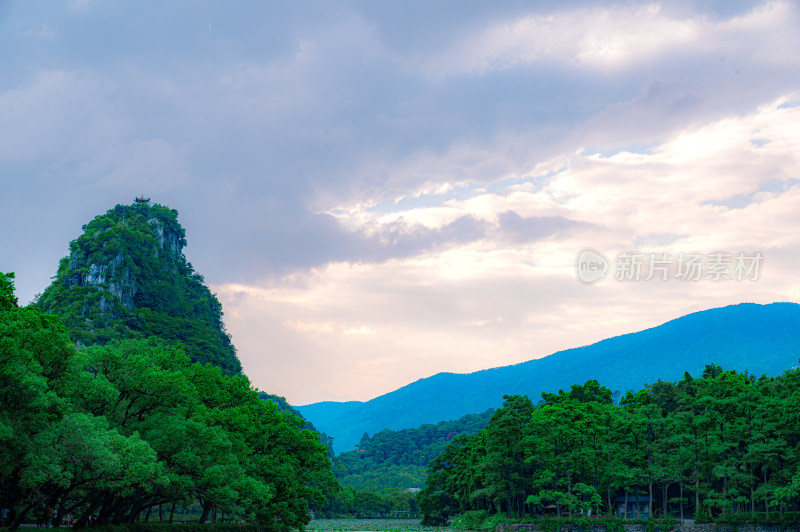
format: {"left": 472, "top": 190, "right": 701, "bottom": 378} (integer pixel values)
{"left": 307, "top": 519, "right": 447, "bottom": 532}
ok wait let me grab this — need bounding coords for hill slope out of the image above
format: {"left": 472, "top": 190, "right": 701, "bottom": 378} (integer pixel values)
{"left": 298, "top": 302, "right": 800, "bottom": 453}
{"left": 36, "top": 201, "right": 241, "bottom": 374}
{"left": 333, "top": 409, "right": 493, "bottom": 491}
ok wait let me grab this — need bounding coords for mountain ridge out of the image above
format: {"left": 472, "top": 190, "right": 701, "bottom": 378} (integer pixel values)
{"left": 297, "top": 301, "right": 800, "bottom": 454}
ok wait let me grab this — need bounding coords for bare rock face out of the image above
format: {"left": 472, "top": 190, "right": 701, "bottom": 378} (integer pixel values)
{"left": 149, "top": 218, "right": 184, "bottom": 257}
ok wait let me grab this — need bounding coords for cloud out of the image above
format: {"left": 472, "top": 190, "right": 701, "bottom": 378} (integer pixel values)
{"left": 76, "top": 139, "right": 188, "bottom": 192}
{"left": 2, "top": 0, "right": 800, "bottom": 404}
{"left": 216, "top": 92, "right": 800, "bottom": 403}
{"left": 419, "top": 1, "right": 799, "bottom": 78}
{"left": 0, "top": 70, "right": 117, "bottom": 163}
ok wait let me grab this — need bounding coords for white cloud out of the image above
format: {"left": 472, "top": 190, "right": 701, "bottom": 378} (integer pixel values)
{"left": 422, "top": 1, "right": 799, "bottom": 77}
{"left": 217, "top": 92, "right": 800, "bottom": 404}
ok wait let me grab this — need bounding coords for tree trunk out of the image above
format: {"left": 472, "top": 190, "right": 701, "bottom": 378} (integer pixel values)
{"left": 199, "top": 501, "right": 212, "bottom": 524}
{"left": 722, "top": 474, "right": 728, "bottom": 515}
{"left": 169, "top": 502, "right": 176, "bottom": 524}
{"left": 8, "top": 501, "right": 37, "bottom": 531}
{"left": 694, "top": 428, "right": 700, "bottom": 519}
{"left": 506, "top": 483, "right": 512, "bottom": 519}
{"left": 75, "top": 497, "right": 103, "bottom": 529}
{"left": 779, "top": 460, "right": 784, "bottom": 518}
{"left": 57, "top": 496, "right": 67, "bottom": 529}
{"left": 567, "top": 480, "right": 573, "bottom": 519}
{"left": 679, "top": 452, "right": 684, "bottom": 524}
{"left": 648, "top": 429, "right": 653, "bottom": 519}
{"left": 595, "top": 463, "right": 600, "bottom": 517}
{"left": 624, "top": 491, "right": 629, "bottom": 520}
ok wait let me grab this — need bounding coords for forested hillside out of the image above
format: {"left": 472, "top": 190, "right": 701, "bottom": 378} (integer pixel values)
{"left": 333, "top": 410, "right": 493, "bottom": 491}
{"left": 36, "top": 201, "right": 241, "bottom": 374}
{"left": 419, "top": 370, "right": 800, "bottom": 527}
{"left": 260, "top": 392, "right": 335, "bottom": 458}
{"left": 0, "top": 272, "right": 336, "bottom": 530}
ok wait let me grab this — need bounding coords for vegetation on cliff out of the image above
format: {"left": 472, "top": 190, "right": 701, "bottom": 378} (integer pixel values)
{"left": 35, "top": 202, "right": 240, "bottom": 374}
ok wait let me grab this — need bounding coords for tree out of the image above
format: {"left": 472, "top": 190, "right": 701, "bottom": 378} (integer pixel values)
{"left": 1, "top": 287, "right": 335, "bottom": 530}
{"left": 0, "top": 272, "right": 18, "bottom": 310}
{"left": 483, "top": 395, "right": 534, "bottom": 518}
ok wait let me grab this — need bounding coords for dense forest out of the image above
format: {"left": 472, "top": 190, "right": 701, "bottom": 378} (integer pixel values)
{"left": 0, "top": 272, "right": 336, "bottom": 530}
{"left": 419, "top": 372, "right": 800, "bottom": 527}
{"left": 35, "top": 202, "right": 241, "bottom": 374}
{"left": 333, "top": 410, "right": 493, "bottom": 491}
{"left": 259, "top": 392, "right": 335, "bottom": 460}
{"left": 315, "top": 411, "right": 493, "bottom": 519}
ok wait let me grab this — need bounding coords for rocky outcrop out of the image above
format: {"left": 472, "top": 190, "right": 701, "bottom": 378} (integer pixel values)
{"left": 67, "top": 251, "right": 135, "bottom": 309}
{"left": 37, "top": 201, "right": 241, "bottom": 375}
{"left": 149, "top": 218, "right": 184, "bottom": 257}
{"left": 62, "top": 216, "right": 184, "bottom": 312}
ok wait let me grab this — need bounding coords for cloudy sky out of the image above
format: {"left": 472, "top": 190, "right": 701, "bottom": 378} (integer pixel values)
{"left": 2, "top": 0, "right": 800, "bottom": 405}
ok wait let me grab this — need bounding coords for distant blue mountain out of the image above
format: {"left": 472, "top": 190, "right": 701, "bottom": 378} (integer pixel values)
{"left": 297, "top": 302, "right": 800, "bottom": 454}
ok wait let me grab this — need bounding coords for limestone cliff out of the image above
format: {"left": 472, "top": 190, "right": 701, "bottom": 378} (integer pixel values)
{"left": 37, "top": 201, "right": 241, "bottom": 375}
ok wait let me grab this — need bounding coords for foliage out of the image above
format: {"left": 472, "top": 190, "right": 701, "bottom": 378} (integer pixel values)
{"left": 307, "top": 518, "right": 445, "bottom": 531}
{"left": 333, "top": 410, "right": 493, "bottom": 491}
{"left": 0, "top": 280, "right": 336, "bottom": 531}
{"left": 318, "top": 411, "right": 493, "bottom": 521}
{"left": 694, "top": 511, "right": 800, "bottom": 527}
{"left": 450, "top": 509, "right": 490, "bottom": 529}
{"left": 260, "top": 392, "right": 335, "bottom": 459}
{"left": 420, "top": 369, "right": 800, "bottom": 525}
{"left": 489, "top": 517, "right": 678, "bottom": 532}
{"left": 319, "top": 486, "right": 421, "bottom": 520}
{"left": 35, "top": 202, "right": 240, "bottom": 375}
{"left": 0, "top": 272, "right": 18, "bottom": 310}
{"left": 87, "top": 525, "right": 261, "bottom": 532}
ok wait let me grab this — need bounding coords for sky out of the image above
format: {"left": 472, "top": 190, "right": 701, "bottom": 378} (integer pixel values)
{"left": 2, "top": 0, "right": 800, "bottom": 405}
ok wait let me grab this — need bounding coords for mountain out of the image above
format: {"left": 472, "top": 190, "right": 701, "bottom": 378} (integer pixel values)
{"left": 297, "top": 302, "right": 800, "bottom": 454}
{"left": 36, "top": 200, "right": 241, "bottom": 374}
